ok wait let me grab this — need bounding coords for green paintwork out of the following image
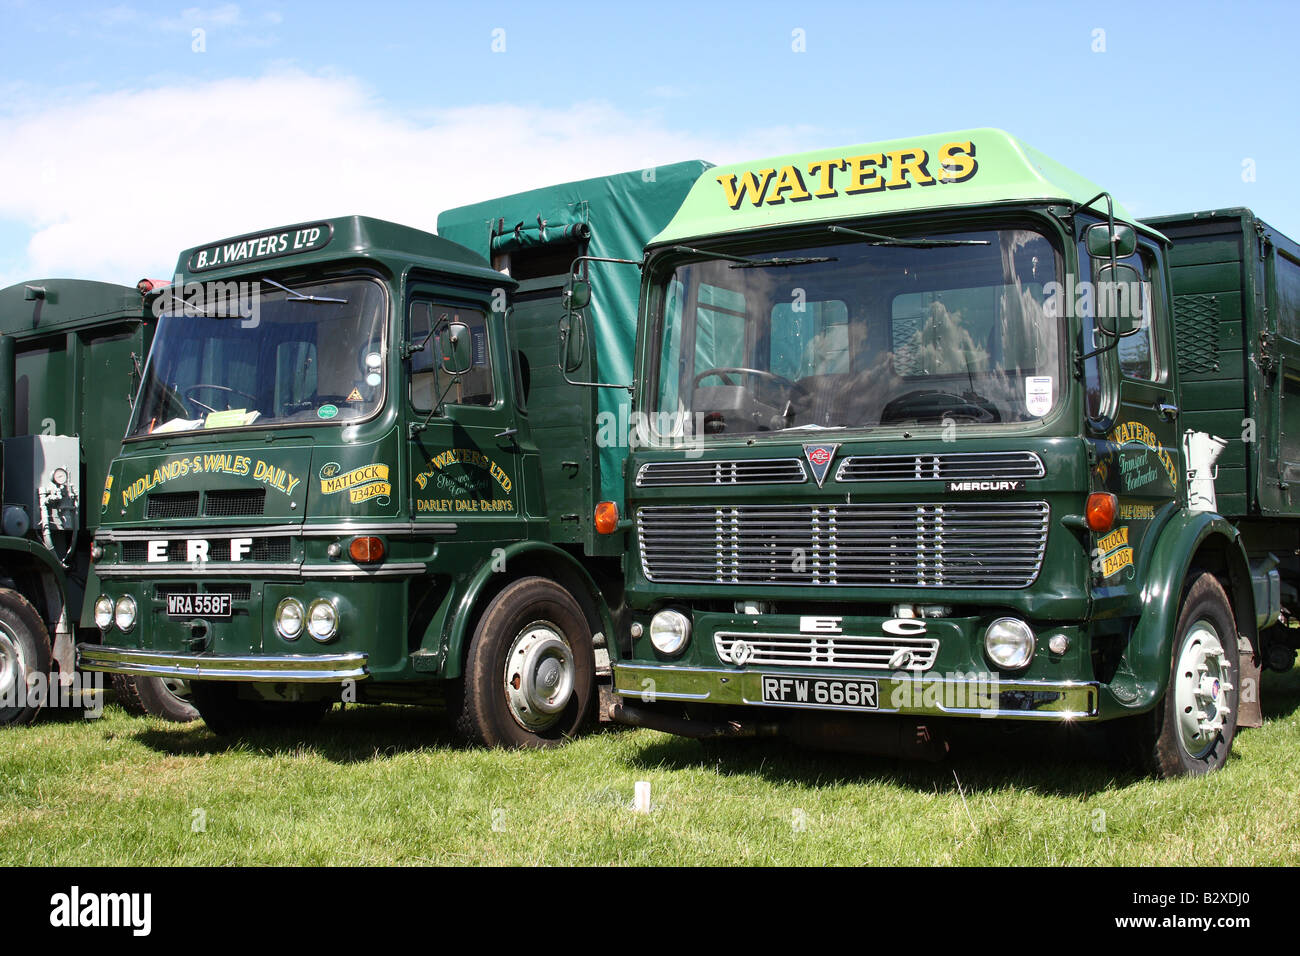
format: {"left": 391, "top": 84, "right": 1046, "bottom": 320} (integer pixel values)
{"left": 0, "top": 278, "right": 153, "bottom": 680}
{"left": 652, "top": 129, "right": 1162, "bottom": 248}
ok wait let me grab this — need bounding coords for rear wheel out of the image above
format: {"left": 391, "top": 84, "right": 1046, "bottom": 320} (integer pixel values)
{"left": 0, "top": 589, "right": 52, "bottom": 727}
{"left": 452, "top": 577, "right": 596, "bottom": 748}
{"left": 189, "top": 681, "right": 331, "bottom": 736}
{"left": 1113, "top": 570, "right": 1239, "bottom": 777}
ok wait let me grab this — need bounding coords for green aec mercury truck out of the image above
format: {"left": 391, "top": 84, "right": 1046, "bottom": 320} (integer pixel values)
{"left": 76, "top": 162, "right": 705, "bottom": 746}
{"left": 593, "top": 129, "right": 1298, "bottom": 776}
{"left": 0, "top": 278, "right": 196, "bottom": 725}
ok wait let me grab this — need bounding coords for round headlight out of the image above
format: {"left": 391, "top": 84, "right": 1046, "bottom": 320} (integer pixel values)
{"left": 307, "top": 598, "right": 339, "bottom": 643}
{"left": 114, "top": 595, "right": 137, "bottom": 632}
{"left": 649, "top": 609, "right": 691, "bottom": 656}
{"left": 275, "top": 597, "right": 305, "bottom": 641}
{"left": 94, "top": 595, "right": 114, "bottom": 630}
{"left": 984, "top": 617, "right": 1036, "bottom": 671}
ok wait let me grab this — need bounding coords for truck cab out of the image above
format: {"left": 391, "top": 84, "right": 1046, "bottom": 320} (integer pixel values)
{"left": 604, "top": 130, "right": 1281, "bottom": 776}
{"left": 77, "top": 177, "right": 704, "bottom": 746}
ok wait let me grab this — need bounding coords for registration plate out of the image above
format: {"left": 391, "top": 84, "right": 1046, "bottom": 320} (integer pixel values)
{"left": 760, "top": 675, "right": 879, "bottom": 710}
{"left": 166, "top": 593, "right": 233, "bottom": 619}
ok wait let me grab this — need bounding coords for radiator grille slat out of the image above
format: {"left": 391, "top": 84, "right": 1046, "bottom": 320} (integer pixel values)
{"left": 638, "top": 502, "right": 1049, "bottom": 588}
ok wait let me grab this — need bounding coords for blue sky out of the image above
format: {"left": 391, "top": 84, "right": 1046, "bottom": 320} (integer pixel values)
{"left": 1, "top": 0, "right": 1296, "bottom": 285}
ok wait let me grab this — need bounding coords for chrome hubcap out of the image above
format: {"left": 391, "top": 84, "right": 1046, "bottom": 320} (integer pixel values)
{"left": 0, "top": 626, "right": 30, "bottom": 706}
{"left": 1174, "top": 620, "right": 1232, "bottom": 759}
{"left": 503, "top": 622, "right": 575, "bottom": 731}
{"left": 162, "top": 678, "right": 191, "bottom": 700}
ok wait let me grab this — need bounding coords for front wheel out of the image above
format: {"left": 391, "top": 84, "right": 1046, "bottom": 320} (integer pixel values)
{"left": 452, "top": 577, "right": 596, "bottom": 748}
{"left": 1113, "top": 570, "right": 1240, "bottom": 777}
{"left": 112, "top": 674, "right": 199, "bottom": 722}
{"left": 0, "top": 589, "right": 52, "bottom": 727}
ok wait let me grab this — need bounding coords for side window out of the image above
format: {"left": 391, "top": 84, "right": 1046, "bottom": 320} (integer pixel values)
{"left": 409, "top": 300, "right": 494, "bottom": 409}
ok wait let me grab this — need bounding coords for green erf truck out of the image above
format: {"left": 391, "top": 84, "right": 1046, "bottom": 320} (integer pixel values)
{"left": 592, "top": 129, "right": 1298, "bottom": 776}
{"left": 76, "top": 162, "right": 706, "bottom": 746}
{"left": 0, "top": 279, "right": 197, "bottom": 725}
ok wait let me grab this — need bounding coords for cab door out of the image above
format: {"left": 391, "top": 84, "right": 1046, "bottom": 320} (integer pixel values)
{"left": 405, "top": 292, "right": 523, "bottom": 533}
{"left": 1095, "top": 242, "right": 1180, "bottom": 591}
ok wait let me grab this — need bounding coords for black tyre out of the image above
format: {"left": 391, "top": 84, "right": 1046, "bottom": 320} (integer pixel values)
{"left": 112, "top": 675, "right": 198, "bottom": 721}
{"left": 0, "top": 588, "right": 52, "bottom": 727}
{"left": 189, "top": 680, "right": 331, "bottom": 736}
{"left": 452, "top": 576, "right": 596, "bottom": 748}
{"left": 1112, "top": 570, "right": 1240, "bottom": 777}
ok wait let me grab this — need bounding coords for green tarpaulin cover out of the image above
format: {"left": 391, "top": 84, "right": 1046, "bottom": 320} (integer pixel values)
{"left": 438, "top": 161, "right": 711, "bottom": 506}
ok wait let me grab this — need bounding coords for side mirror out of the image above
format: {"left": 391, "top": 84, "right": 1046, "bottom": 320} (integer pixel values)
{"left": 561, "top": 311, "right": 586, "bottom": 373}
{"left": 439, "top": 321, "right": 474, "bottom": 375}
{"left": 1095, "top": 263, "right": 1146, "bottom": 337}
{"left": 1086, "top": 222, "right": 1138, "bottom": 260}
{"left": 564, "top": 277, "right": 592, "bottom": 311}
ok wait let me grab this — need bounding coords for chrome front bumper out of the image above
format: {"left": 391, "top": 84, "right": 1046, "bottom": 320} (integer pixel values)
{"left": 77, "top": 644, "right": 369, "bottom": 683}
{"left": 613, "top": 663, "right": 1099, "bottom": 720}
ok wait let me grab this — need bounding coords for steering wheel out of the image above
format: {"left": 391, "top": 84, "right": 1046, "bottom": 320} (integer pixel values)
{"left": 692, "top": 366, "right": 809, "bottom": 398}
{"left": 879, "top": 389, "right": 1000, "bottom": 425}
{"left": 185, "top": 384, "right": 257, "bottom": 416}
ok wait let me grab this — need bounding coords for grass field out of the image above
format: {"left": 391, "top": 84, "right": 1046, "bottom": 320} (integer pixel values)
{"left": 3, "top": 666, "right": 1299, "bottom": 866}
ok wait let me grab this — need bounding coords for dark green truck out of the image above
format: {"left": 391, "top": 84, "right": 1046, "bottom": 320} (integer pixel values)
{"left": 0, "top": 278, "right": 195, "bottom": 725}
{"left": 594, "top": 131, "right": 1298, "bottom": 776}
{"left": 77, "top": 163, "right": 706, "bottom": 746}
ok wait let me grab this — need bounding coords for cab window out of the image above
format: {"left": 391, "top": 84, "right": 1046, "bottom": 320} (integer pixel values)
{"left": 409, "top": 300, "right": 494, "bottom": 408}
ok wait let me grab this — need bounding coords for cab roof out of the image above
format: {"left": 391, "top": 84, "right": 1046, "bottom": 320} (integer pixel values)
{"left": 652, "top": 128, "right": 1161, "bottom": 246}
{"left": 174, "top": 215, "right": 503, "bottom": 285}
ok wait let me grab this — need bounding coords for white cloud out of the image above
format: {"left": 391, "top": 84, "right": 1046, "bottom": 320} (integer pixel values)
{"left": 0, "top": 71, "right": 811, "bottom": 288}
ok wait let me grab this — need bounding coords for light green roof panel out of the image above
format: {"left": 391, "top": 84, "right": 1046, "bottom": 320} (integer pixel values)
{"left": 652, "top": 128, "right": 1152, "bottom": 246}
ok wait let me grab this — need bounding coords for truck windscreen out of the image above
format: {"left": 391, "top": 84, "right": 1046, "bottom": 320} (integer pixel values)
{"left": 649, "top": 227, "right": 1062, "bottom": 439}
{"left": 127, "top": 278, "right": 386, "bottom": 437}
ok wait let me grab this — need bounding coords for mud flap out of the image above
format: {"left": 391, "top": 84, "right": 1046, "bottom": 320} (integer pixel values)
{"left": 1237, "top": 634, "right": 1263, "bottom": 728}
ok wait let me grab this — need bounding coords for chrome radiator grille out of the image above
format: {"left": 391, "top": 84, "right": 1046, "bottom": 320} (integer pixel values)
{"left": 715, "top": 630, "right": 940, "bottom": 671}
{"left": 835, "top": 451, "right": 1044, "bottom": 482}
{"left": 637, "top": 502, "right": 1050, "bottom": 588}
{"left": 637, "top": 458, "right": 807, "bottom": 486}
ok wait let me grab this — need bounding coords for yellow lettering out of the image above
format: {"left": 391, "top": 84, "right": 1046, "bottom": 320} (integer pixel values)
{"left": 717, "top": 169, "right": 776, "bottom": 209}
{"left": 844, "top": 154, "right": 885, "bottom": 194}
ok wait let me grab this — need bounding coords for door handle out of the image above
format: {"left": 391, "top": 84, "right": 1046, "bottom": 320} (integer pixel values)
{"left": 1156, "top": 402, "right": 1179, "bottom": 422}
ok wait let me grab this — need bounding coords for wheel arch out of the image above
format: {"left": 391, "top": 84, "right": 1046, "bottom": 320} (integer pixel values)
{"left": 429, "top": 541, "right": 614, "bottom": 680}
{"left": 1120, "top": 510, "right": 1254, "bottom": 713}
{"left": 0, "top": 538, "right": 73, "bottom": 671}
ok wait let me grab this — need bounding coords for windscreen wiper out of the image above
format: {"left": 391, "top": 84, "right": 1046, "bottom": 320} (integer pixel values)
{"left": 828, "top": 225, "right": 990, "bottom": 247}
{"left": 670, "top": 245, "right": 836, "bottom": 268}
{"left": 261, "top": 277, "right": 348, "bottom": 304}
{"left": 157, "top": 290, "right": 248, "bottom": 319}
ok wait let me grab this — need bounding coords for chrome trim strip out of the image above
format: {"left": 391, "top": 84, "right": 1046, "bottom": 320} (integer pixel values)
{"left": 299, "top": 562, "right": 427, "bottom": 578}
{"left": 96, "top": 522, "right": 457, "bottom": 542}
{"left": 95, "top": 561, "right": 427, "bottom": 579}
{"left": 612, "top": 663, "right": 1099, "bottom": 720}
{"left": 77, "top": 643, "right": 369, "bottom": 682}
{"left": 95, "top": 562, "right": 301, "bottom": 578}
